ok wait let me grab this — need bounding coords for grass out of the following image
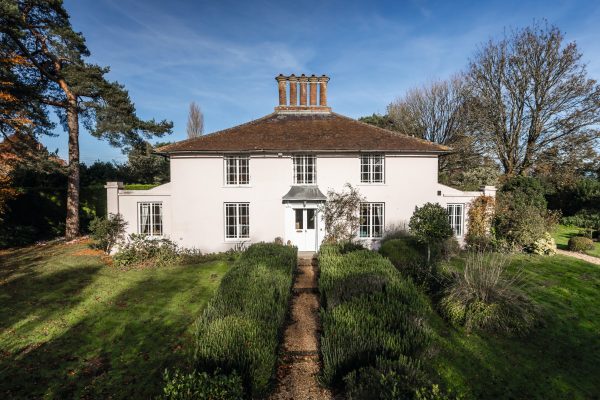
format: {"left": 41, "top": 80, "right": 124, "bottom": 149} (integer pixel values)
{"left": 430, "top": 254, "right": 600, "bottom": 399}
{"left": 0, "top": 240, "right": 230, "bottom": 399}
{"left": 552, "top": 224, "right": 600, "bottom": 258}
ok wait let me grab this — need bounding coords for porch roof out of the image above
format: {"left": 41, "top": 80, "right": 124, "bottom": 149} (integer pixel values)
{"left": 282, "top": 185, "right": 327, "bottom": 202}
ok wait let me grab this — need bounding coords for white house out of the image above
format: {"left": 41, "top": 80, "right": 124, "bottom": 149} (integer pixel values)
{"left": 106, "top": 74, "right": 495, "bottom": 253}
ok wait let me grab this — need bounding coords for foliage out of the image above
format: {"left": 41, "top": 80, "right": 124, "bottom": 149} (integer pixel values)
{"left": 121, "top": 141, "right": 170, "bottom": 184}
{"left": 193, "top": 243, "right": 296, "bottom": 397}
{"left": 186, "top": 101, "right": 204, "bottom": 138}
{"left": 561, "top": 209, "right": 600, "bottom": 238}
{"left": 494, "top": 176, "right": 557, "bottom": 250}
{"left": 358, "top": 113, "right": 400, "bottom": 131}
{"left": 320, "top": 183, "right": 365, "bottom": 243}
{"left": 567, "top": 236, "right": 594, "bottom": 252}
{"left": 113, "top": 234, "right": 181, "bottom": 269}
{"left": 1, "top": 0, "right": 172, "bottom": 238}
{"left": 465, "top": 195, "right": 495, "bottom": 250}
{"left": 0, "top": 241, "right": 229, "bottom": 398}
{"left": 409, "top": 203, "right": 453, "bottom": 263}
{"left": 525, "top": 232, "right": 556, "bottom": 256}
{"left": 161, "top": 368, "right": 243, "bottom": 400}
{"left": 319, "top": 245, "right": 432, "bottom": 394}
{"left": 467, "top": 22, "right": 600, "bottom": 176}
{"left": 440, "top": 252, "right": 537, "bottom": 336}
{"left": 343, "top": 356, "right": 428, "bottom": 400}
{"left": 88, "top": 213, "right": 127, "bottom": 253}
{"left": 552, "top": 224, "right": 600, "bottom": 257}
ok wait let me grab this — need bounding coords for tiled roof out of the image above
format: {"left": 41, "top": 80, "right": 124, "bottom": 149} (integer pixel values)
{"left": 157, "top": 112, "right": 450, "bottom": 154}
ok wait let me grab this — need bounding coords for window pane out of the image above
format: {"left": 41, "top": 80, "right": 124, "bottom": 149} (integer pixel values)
{"left": 373, "top": 204, "right": 383, "bottom": 237}
{"left": 226, "top": 204, "right": 237, "bottom": 238}
{"left": 239, "top": 158, "right": 249, "bottom": 185}
{"left": 139, "top": 203, "right": 150, "bottom": 234}
{"left": 307, "top": 209, "right": 315, "bottom": 229}
{"left": 295, "top": 209, "right": 303, "bottom": 230}
{"left": 239, "top": 204, "right": 249, "bottom": 238}
{"left": 360, "top": 156, "right": 370, "bottom": 183}
{"left": 359, "top": 204, "right": 369, "bottom": 237}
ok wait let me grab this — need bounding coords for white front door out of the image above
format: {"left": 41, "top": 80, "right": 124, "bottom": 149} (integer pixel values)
{"left": 293, "top": 208, "right": 318, "bottom": 251}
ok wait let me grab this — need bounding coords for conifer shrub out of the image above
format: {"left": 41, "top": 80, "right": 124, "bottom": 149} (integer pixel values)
{"left": 192, "top": 243, "right": 296, "bottom": 397}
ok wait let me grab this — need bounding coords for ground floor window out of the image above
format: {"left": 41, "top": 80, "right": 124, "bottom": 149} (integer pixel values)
{"left": 138, "top": 202, "right": 162, "bottom": 236}
{"left": 225, "top": 203, "right": 250, "bottom": 239}
{"left": 447, "top": 203, "right": 464, "bottom": 236}
{"left": 359, "top": 202, "right": 384, "bottom": 238}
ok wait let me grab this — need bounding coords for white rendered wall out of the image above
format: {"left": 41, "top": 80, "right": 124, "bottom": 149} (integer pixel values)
{"left": 114, "top": 154, "right": 488, "bottom": 252}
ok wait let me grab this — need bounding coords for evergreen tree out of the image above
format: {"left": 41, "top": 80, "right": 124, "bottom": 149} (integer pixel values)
{"left": 0, "top": 0, "right": 172, "bottom": 239}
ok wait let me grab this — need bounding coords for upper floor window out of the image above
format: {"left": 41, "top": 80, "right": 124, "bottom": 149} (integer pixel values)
{"left": 293, "top": 155, "right": 316, "bottom": 185}
{"left": 138, "top": 202, "right": 162, "bottom": 236}
{"left": 224, "top": 156, "right": 249, "bottom": 185}
{"left": 447, "top": 204, "right": 464, "bottom": 237}
{"left": 360, "top": 154, "right": 384, "bottom": 183}
{"left": 359, "top": 202, "right": 384, "bottom": 238}
{"left": 224, "top": 202, "right": 249, "bottom": 239}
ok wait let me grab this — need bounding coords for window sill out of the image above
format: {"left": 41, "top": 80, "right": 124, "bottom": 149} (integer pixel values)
{"left": 223, "top": 185, "right": 252, "bottom": 188}
{"left": 357, "top": 183, "right": 386, "bottom": 186}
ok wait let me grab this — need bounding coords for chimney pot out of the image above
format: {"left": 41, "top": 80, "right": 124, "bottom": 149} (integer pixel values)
{"left": 309, "top": 75, "right": 318, "bottom": 106}
{"left": 319, "top": 75, "right": 330, "bottom": 106}
{"left": 275, "top": 74, "right": 287, "bottom": 106}
{"left": 299, "top": 74, "right": 308, "bottom": 106}
{"left": 288, "top": 74, "right": 298, "bottom": 106}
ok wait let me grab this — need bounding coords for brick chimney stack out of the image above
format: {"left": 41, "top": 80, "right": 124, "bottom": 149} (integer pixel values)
{"left": 274, "top": 74, "right": 331, "bottom": 113}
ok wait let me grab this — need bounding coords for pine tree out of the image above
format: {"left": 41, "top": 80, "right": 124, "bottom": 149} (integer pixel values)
{"left": 0, "top": 0, "right": 172, "bottom": 239}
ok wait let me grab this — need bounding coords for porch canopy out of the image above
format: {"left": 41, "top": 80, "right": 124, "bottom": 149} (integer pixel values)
{"left": 282, "top": 185, "right": 327, "bottom": 202}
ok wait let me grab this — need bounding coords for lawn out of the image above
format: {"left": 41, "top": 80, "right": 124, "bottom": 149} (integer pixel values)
{"left": 0, "top": 240, "right": 230, "bottom": 399}
{"left": 553, "top": 224, "right": 600, "bottom": 258}
{"left": 430, "top": 254, "right": 600, "bottom": 399}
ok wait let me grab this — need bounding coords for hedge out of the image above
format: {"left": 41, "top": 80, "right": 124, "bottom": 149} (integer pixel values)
{"left": 318, "top": 245, "right": 432, "bottom": 391}
{"left": 193, "top": 243, "right": 297, "bottom": 397}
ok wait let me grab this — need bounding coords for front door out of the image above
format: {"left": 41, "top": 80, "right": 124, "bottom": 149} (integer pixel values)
{"left": 293, "top": 208, "right": 317, "bottom": 251}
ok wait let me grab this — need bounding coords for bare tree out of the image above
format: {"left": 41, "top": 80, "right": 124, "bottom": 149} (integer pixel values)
{"left": 467, "top": 22, "right": 600, "bottom": 176}
{"left": 186, "top": 102, "right": 204, "bottom": 138}
{"left": 319, "top": 183, "right": 365, "bottom": 243}
{"left": 387, "top": 75, "right": 486, "bottom": 187}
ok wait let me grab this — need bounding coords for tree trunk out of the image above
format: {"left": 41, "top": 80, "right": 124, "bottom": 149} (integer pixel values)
{"left": 65, "top": 100, "right": 80, "bottom": 240}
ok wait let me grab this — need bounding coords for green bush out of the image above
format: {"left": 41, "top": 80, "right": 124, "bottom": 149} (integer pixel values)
{"left": 89, "top": 213, "right": 127, "bottom": 253}
{"left": 319, "top": 245, "right": 431, "bottom": 390}
{"left": 409, "top": 203, "right": 454, "bottom": 263}
{"left": 440, "top": 252, "right": 537, "bottom": 336}
{"left": 379, "top": 238, "right": 425, "bottom": 266}
{"left": 193, "top": 243, "right": 296, "bottom": 397}
{"left": 495, "top": 176, "right": 557, "bottom": 250}
{"left": 343, "top": 356, "right": 427, "bottom": 400}
{"left": 113, "top": 234, "right": 181, "bottom": 268}
{"left": 161, "top": 368, "right": 244, "bottom": 400}
{"left": 567, "top": 236, "right": 594, "bottom": 252}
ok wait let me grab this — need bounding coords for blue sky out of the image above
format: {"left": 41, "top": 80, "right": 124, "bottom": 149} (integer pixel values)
{"left": 42, "top": 0, "right": 600, "bottom": 163}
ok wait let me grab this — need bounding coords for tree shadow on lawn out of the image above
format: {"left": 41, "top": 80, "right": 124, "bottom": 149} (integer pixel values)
{"left": 429, "top": 257, "right": 600, "bottom": 399}
{"left": 0, "top": 266, "right": 220, "bottom": 399}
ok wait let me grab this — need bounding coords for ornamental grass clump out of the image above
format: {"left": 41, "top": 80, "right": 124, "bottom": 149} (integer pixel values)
{"left": 192, "top": 243, "right": 296, "bottom": 397}
{"left": 440, "top": 252, "right": 537, "bottom": 336}
{"left": 318, "top": 245, "right": 432, "bottom": 393}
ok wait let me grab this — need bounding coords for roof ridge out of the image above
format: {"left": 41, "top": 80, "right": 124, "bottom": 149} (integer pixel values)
{"left": 157, "top": 112, "right": 278, "bottom": 153}
{"left": 330, "top": 112, "right": 451, "bottom": 151}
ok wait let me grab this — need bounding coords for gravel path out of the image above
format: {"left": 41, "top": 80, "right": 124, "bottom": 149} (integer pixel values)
{"left": 269, "top": 254, "right": 333, "bottom": 400}
{"left": 556, "top": 249, "right": 600, "bottom": 265}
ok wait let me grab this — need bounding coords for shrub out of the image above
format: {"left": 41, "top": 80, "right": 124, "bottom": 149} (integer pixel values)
{"left": 193, "top": 243, "right": 296, "bottom": 397}
{"left": 343, "top": 356, "right": 427, "bottom": 400}
{"left": 465, "top": 196, "right": 495, "bottom": 250}
{"left": 161, "top": 368, "right": 244, "bottom": 400}
{"left": 561, "top": 209, "right": 600, "bottom": 238}
{"left": 113, "top": 234, "right": 181, "bottom": 268}
{"left": 440, "top": 252, "right": 537, "bottom": 336}
{"left": 379, "top": 238, "right": 425, "bottom": 266}
{"left": 568, "top": 236, "right": 594, "bottom": 252}
{"left": 319, "top": 183, "right": 365, "bottom": 243}
{"left": 494, "top": 176, "right": 557, "bottom": 250}
{"left": 525, "top": 232, "right": 556, "bottom": 255}
{"left": 319, "top": 245, "right": 431, "bottom": 390}
{"left": 438, "top": 236, "right": 461, "bottom": 261}
{"left": 88, "top": 213, "right": 127, "bottom": 253}
{"left": 409, "top": 203, "right": 453, "bottom": 263}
